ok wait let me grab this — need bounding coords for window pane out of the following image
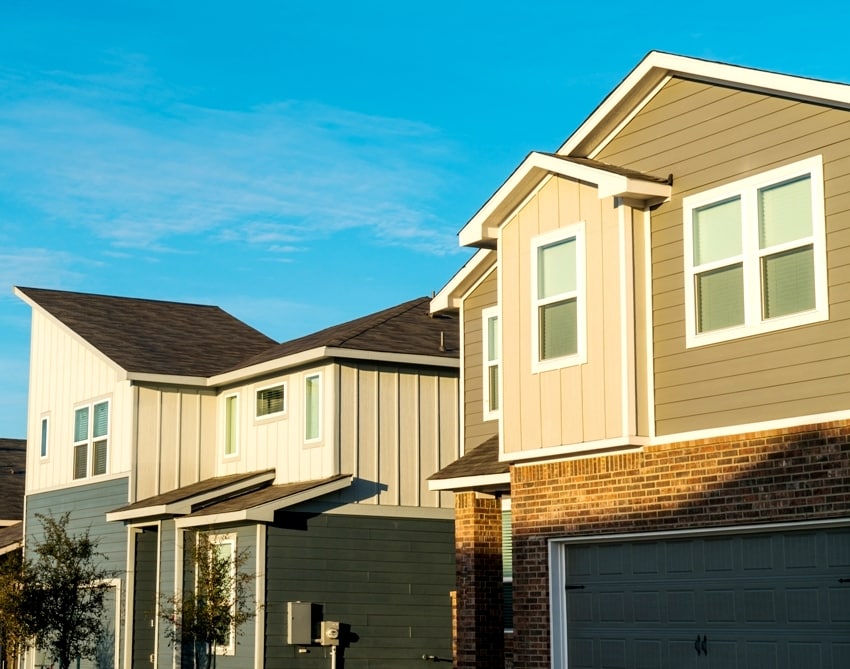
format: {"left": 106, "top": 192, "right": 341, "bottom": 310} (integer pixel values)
{"left": 502, "top": 506, "right": 513, "bottom": 630}
{"left": 40, "top": 418, "right": 48, "bottom": 458}
{"left": 759, "top": 176, "right": 812, "bottom": 248}
{"left": 540, "top": 298, "right": 577, "bottom": 360}
{"left": 257, "top": 386, "right": 284, "bottom": 416}
{"left": 305, "top": 376, "right": 320, "bottom": 440}
{"left": 697, "top": 263, "right": 744, "bottom": 332}
{"left": 74, "top": 407, "right": 89, "bottom": 442}
{"left": 74, "top": 444, "right": 88, "bottom": 479}
{"left": 488, "top": 365, "right": 499, "bottom": 412}
{"left": 224, "top": 396, "right": 237, "bottom": 455}
{"left": 762, "top": 245, "right": 815, "bottom": 319}
{"left": 93, "top": 402, "right": 109, "bottom": 438}
{"left": 93, "top": 439, "right": 108, "bottom": 475}
{"left": 693, "top": 197, "right": 742, "bottom": 265}
{"left": 486, "top": 316, "right": 499, "bottom": 362}
{"left": 538, "top": 238, "right": 576, "bottom": 299}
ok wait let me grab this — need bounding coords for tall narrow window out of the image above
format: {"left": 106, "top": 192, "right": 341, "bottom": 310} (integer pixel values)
{"left": 224, "top": 395, "right": 238, "bottom": 456}
{"left": 305, "top": 374, "right": 321, "bottom": 441}
{"left": 40, "top": 416, "right": 49, "bottom": 459}
{"left": 684, "top": 156, "right": 827, "bottom": 346}
{"left": 482, "top": 307, "right": 500, "bottom": 419}
{"left": 502, "top": 498, "right": 513, "bottom": 632}
{"left": 73, "top": 400, "right": 109, "bottom": 479}
{"left": 532, "top": 224, "right": 586, "bottom": 371}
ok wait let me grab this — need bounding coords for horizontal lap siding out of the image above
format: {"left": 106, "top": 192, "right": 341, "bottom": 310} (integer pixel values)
{"left": 463, "top": 269, "right": 498, "bottom": 453}
{"left": 597, "top": 77, "right": 850, "bottom": 436}
{"left": 264, "top": 513, "right": 454, "bottom": 668}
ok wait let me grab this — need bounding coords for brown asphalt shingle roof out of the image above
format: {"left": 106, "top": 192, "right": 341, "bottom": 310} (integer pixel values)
{"left": 16, "top": 287, "right": 278, "bottom": 377}
{"left": 0, "top": 438, "right": 25, "bottom": 522}
{"left": 428, "top": 435, "right": 509, "bottom": 482}
{"left": 0, "top": 522, "right": 22, "bottom": 554}
{"left": 233, "top": 297, "right": 459, "bottom": 370}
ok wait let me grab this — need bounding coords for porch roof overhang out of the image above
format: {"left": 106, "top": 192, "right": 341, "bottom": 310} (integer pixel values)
{"left": 428, "top": 436, "right": 510, "bottom": 493}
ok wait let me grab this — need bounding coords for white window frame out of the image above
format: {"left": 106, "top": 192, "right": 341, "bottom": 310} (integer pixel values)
{"left": 39, "top": 414, "right": 49, "bottom": 460}
{"left": 304, "top": 373, "right": 322, "bottom": 443}
{"left": 72, "top": 399, "right": 110, "bottom": 480}
{"left": 206, "top": 533, "right": 237, "bottom": 656}
{"left": 482, "top": 306, "right": 501, "bottom": 420}
{"left": 223, "top": 393, "right": 239, "bottom": 458}
{"left": 531, "top": 223, "right": 587, "bottom": 373}
{"left": 683, "top": 155, "right": 828, "bottom": 348}
{"left": 255, "top": 382, "right": 287, "bottom": 420}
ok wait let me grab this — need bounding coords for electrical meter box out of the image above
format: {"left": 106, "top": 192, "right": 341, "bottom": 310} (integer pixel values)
{"left": 320, "top": 620, "right": 341, "bottom": 646}
{"left": 287, "top": 601, "right": 313, "bottom": 645}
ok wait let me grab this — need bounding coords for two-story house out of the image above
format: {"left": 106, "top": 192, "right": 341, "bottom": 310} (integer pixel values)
{"left": 16, "top": 287, "right": 459, "bottom": 669}
{"left": 430, "top": 52, "right": 850, "bottom": 669}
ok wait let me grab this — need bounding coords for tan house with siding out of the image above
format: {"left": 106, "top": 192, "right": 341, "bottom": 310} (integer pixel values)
{"left": 16, "top": 287, "right": 459, "bottom": 669}
{"left": 430, "top": 51, "right": 850, "bottom": 669}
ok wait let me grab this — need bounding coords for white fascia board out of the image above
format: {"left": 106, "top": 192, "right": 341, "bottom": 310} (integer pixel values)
{"left": 175, "top": 475, "right": 353, "bottom": 528}
{"left": 430, "top": 249, "right": 496, "bottom": 313}
{"left": 427, "top": 473, "right": 510, "bottom": 492}
{"left": 208, "top": 348, "right": 329, "bottom": 386}
{"left": 458, "top": 152, "right": 670, "bottom": 247}
{"left": 125, "top": 372, "right": 210, "bottom": 386}
{"left": 560, "top": 51, "right": 850, "bottom": 156}
{"left": 323, "top": 347, "right": 459, "bottom": 369}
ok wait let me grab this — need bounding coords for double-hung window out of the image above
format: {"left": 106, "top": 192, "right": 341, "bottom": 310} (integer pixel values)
{"left": 73, "top": 400, "right": 109, "bottom": 479}
{"left": 304, "top": 374, "right": 321, "bottom": 442}
{"left": 482, "top": 306, "right": 500, "bottom": 419}
{"left": 684, "top": 156, "right": 827, "bottom": 346}
{"left": 531, "top": 223, "right": 587, "bottom": 372}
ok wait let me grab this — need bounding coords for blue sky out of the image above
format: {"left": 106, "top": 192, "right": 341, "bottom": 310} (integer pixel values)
{"left": 2, "top": 1, "right": 849, "bottom": 437}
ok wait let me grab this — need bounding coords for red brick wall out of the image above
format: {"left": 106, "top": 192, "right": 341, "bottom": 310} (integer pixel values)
{"left": 509, "top": 420, "right": 850, "bottom": 668}
{"left": 453, "top": 491, "right": 505, "bottom": 669}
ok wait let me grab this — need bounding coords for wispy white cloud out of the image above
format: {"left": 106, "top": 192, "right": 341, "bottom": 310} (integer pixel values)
{"left": 0, "top": 60, "right": 463, "bottom": 259}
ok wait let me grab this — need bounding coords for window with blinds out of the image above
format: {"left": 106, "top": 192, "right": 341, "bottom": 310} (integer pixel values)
{"left": 256, "top": 383, "right": 286, "bottom": 418}
{"left": 683, "top": 156, "right": 827, "bottom": 347}
{"left": 72, "top": 400, "right": 109, "bottom": 480}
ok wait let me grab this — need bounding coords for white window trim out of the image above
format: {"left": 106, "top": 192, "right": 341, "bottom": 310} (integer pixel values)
{"left": 254, "top": 381, "right": 287, "bottom": 420}
{"left": 39, "top": 414, "right": 49, "bottom": 460}
{"left": 482, "top": 306, "right": 500, "bottom": 421}
{"left": 72, "top": 398, "right": 110, "bottom": 480}
{"left": 206, "top": 533, "right": 237, "bottom": 656}
{"left": 683, "top": 155, "right": 828, "bottom": 348}
{"left": 304, "top": 373, "right": 322, "bottom": 443}
{"left": 530, "top": 223, "right": 588, "bottom": 373}
{"left": 223, "top": 393, "right": 239, "bottom": 458}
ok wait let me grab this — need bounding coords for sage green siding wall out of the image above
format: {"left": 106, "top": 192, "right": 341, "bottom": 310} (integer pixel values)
{"left": 264, "top": 512, "right": 454, "bottom": 668}
{"left": 462, "top": 268, "right": 499, "bottom": 453}
{"left": 596, "top": 77, "right": 850, "bottom": 435}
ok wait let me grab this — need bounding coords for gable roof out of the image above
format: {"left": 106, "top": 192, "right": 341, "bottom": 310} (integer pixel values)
{"left": 560, "top": 50, "right": 850, "bottom": 158}
{"left": 0, "top": 438, "right": 25, "bottom": 522}
{"left": 15, "top": 287, "right": 278, "bottom": 378}
{"left": 230, "top": 297, "right": 459, "bottom": 371}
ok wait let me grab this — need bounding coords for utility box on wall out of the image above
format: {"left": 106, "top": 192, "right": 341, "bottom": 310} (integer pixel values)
{"left": 287, "top": 601, "right": 314, "bottom": 645}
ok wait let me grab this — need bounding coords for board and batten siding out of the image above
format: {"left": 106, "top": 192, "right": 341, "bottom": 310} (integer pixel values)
{"left": 337, "top": 361, "right": 458, "bottom": 510}
{"left": 462, "top": 267, "right": 499, "bottom": 454}
{"left": 134, "top": 385, "right": 217, "bottom": 501}
{"left": 264, "top": 512, "right": 454, "bottom": 668}
{"left": 500, "top": 175, "right": 628, "bottom": 454}
{"left": 596, "top": 77, "right": 850, "bottom": 435}
{"left": 26, "top": 309, "right": 133, "bottom": 493}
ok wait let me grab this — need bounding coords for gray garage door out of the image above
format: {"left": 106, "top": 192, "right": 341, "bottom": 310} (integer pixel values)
{"left": 563, "top": 527, "right": 850, "bottom": 668}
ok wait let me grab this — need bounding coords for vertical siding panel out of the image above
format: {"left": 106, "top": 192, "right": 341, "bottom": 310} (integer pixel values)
{"left": 517, "top": 201, "right": 542, "bottom": 453}
{"left": 378, "top": 370, "right": 399, "bottom": 506}
{"left": 398, "top": 372, "right": 419, "bottom": 507}
{"left": 136, "top": 388, "right": 159, "bottom": 500}
{"left": 339, "top": 364, "right": 358, "bottom": 483}
{"left": 179, "top": 392, "right": 200, "bottom": 487}
{"left": 437, "top": 373, "right": 459, "bottom": 509}
{"left": 602, "top": 202, "right": 624, "bottom": 439}
{"left": 581, "top": 187, "right": 607, "bottom": 442}
{"left": 357, "top": 368, "right": 379, "bottom": 504}
{"left": 418, "top": 374, "right": 438, "bottom": 496}
{"left": 502, "top": 214, "right": 522, "bottom": 454}
{"left": 462, "top": 268, "right": 498, "bottom": 452}
{"left": 633, "top": 208, "right": 651, "bottom": 437}
{"left": 159, "top": 390, "right": 179, "bottom": 493}
{"left": 199, "top": 393, "right": 216, "bottom": 481}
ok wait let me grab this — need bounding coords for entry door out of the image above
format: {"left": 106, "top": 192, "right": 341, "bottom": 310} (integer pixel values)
{"left": 561, "top": 528, "right": 850, "bottom": 668}
{"left": 133, "top": 527, "right": 159, "bottom": 667}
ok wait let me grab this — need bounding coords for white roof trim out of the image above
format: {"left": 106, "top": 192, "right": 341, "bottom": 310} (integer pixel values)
{"left": 175, "top": 475, "right": 353, "bottom": 528}
{"left": 427, "top": 472, "right": 510, "bottom": 492}
{"left": 458, "top": 152, "right": 671, "bottom": 247}
{"left": 430, "top": 249, "right": 496, "bottom": 313}
{"left": 559, "top": 51, "right": 850, "bottom": 157}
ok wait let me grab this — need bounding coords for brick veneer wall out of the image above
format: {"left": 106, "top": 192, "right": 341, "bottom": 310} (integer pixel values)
{"left": 454, "top": 492, "right": 505, "bottom": 669}
{"left": 509, "top": 420, "right": 850, "bottom": 668}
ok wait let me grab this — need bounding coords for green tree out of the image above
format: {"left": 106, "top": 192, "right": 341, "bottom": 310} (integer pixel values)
{"left": 22, "top": 512, "right": 116, "bottom": 669}
{"left": 0, "top": 547, "right": 28, "bottom": 669}
{"left": 160, "top": 532, "right": 258, "bottom": 669}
